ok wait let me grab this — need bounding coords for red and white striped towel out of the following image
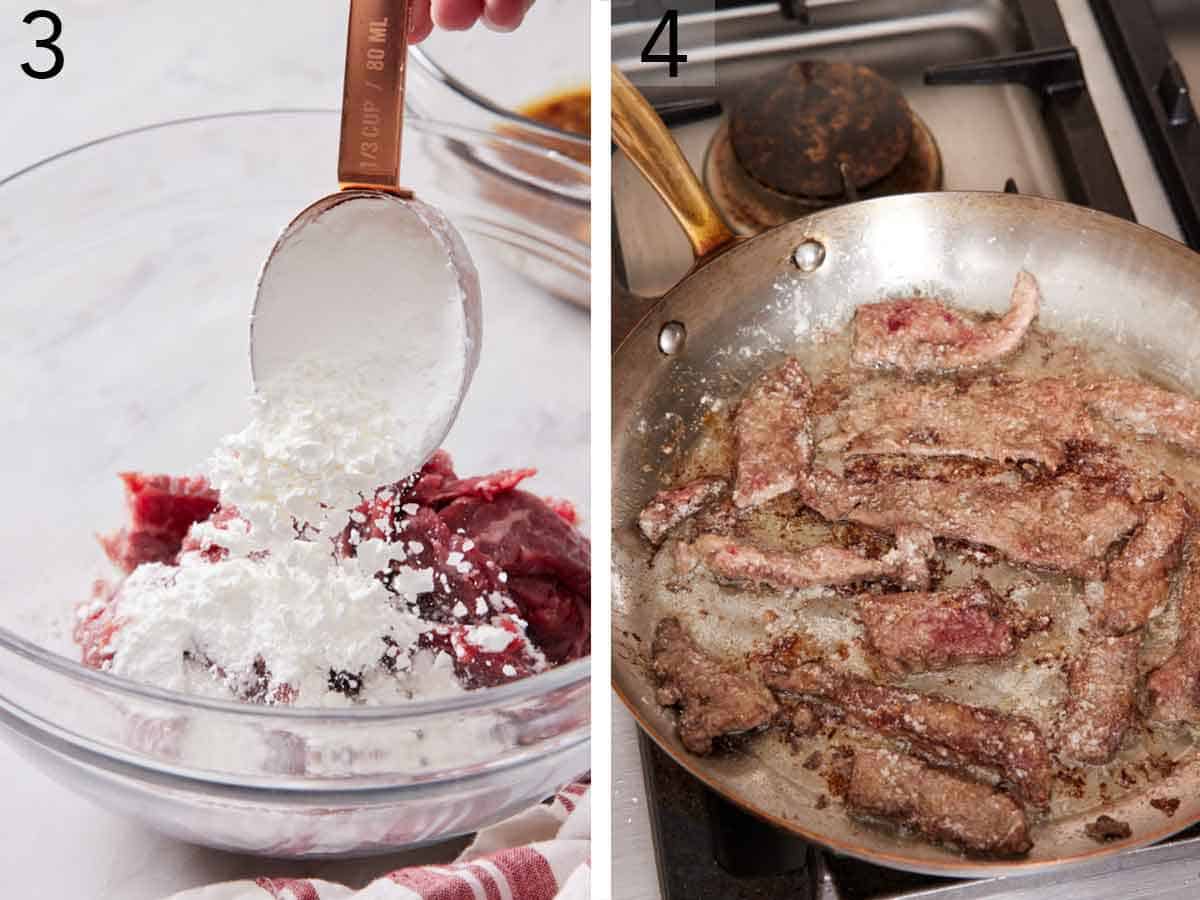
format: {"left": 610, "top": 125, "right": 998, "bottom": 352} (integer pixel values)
{"left": 165, "top": 781, "right": 590, "bottom": 900}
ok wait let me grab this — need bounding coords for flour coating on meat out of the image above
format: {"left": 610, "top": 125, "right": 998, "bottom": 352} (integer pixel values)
{"left": 652, "top": 617, "right": 778, "bottom": 755}
{"left": 858, "top": 579, "right": 1018, "bottom": 675}
{"left": 801, "top": 468, "right": 1138, "bottom": 579}
{"left": 850, "top": 270, "right": 1040, "bottom": 373}
{"left": 1147, "top": 533, "right": 1200, "bottom": 725}
{"left": 846, "top": 748, "right": 1032, "bottom": 856}
{"left": 733, "top": 357, "right": 814, "bottom": 509}
{"left": 765, "top": 662, "right": 1052, "bottom": 808}
{"left": 823, "top": 377, "right": 1092, "bottom": 470}
{"left": 675, "top": 532, "right": 930, "bottom": 591}
{"left": 1057, "top": 632, "right": 1141, "bottom": 765}
{"left": 638, "top": 477, "right": 727, "bottom": 545}
{"left": 1098, "top": 492, "right": 1190, "bottom": 635}
{"left": 1086, "top": 378, "right": 1200, "bottom": 455}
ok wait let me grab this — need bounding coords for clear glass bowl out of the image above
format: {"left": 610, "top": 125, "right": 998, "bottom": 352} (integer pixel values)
{"left": 408, "top": 0, "right": 591, "bottom": 268}
{"left": 410, "top": 0, "right": 589, "bottom": 158}
{"left": 0, "top": 111, "right": 590, "bottom": 857}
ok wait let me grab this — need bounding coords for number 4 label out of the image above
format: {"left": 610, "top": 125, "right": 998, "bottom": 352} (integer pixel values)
{"left": 641, "top": 10, "right": 687, "bottom": 78}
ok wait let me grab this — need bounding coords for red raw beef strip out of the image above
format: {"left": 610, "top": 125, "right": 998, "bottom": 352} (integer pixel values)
{"left": 410, "top": 449, "right": 537, "bottom": 506}
{"left": 543, "top": 498, "right": 581, "bottom": 527}
{"left": 440, "top": 490, "right": 590, "bottom": 663}
{"left": 99, "top": 473, "right": 219, "bottom": 573}
{"left": 87, "top": 450, "right": 591, "bottom": 682}
{"left": 506, "top": 574, "right": 589, "bottom": 663}
{"left": 440, "top": 491, "right": 590, "bottom": 596}
{"left": 394, "top": 508, "right": 514, "bottom": 625}
{"left": 419, "top": 615, "right": 544, "bottom": 689}
{"left": 179, "top": 504, "right": 249, "bottom": 563}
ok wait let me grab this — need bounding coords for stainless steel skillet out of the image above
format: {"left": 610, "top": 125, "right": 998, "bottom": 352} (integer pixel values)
{"left": 610, "top": 67, "right": 1200, "bottom": 877}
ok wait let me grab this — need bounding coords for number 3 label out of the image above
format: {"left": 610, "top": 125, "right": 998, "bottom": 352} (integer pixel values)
{"left": 641, "top": 10, "right": 687, "bottom": 78}
{"left": 22, "top": 9, "right": 64, "bottom": 80}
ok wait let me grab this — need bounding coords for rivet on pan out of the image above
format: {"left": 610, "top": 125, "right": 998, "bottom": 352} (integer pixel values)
{"left": 658, "top": 321, "right": 686, "bottom": 355}
{"left": 792, "top": 239, "right": 826, "bottom": 272}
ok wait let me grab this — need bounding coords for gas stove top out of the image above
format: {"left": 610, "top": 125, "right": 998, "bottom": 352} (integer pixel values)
{"left": 611, "top": 1, "right": 1200, "bottom": 897}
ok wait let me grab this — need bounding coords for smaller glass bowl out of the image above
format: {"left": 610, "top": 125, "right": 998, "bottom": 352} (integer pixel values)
{"left": 409, "top": 0, "right": 591, "bottom": 275}
{"left": 410, "top": 0, "right": 589, "bottom": 157}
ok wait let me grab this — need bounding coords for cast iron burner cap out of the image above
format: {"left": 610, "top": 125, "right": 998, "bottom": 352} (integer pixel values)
{"left": 705, "top": 60, "right": 943, "bottom": 233}
{"left": 732, "top": 60, "right": 912, "bottom": 197}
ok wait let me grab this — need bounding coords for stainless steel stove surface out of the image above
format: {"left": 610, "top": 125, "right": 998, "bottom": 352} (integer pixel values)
{"left": 611, "top": 1, "right": 1197, "bottom": 897}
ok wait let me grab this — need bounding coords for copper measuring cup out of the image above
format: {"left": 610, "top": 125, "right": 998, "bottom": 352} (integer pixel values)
{"left": 251, "top": 0, "right": 482, "bottom": 472}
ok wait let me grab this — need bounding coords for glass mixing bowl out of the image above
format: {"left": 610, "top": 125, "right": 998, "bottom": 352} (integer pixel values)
{"left": 410, "top": 0, "right": 589, "bottom": 160}
{"left": 0, "top": 111, "right": 589, "bottom": 857}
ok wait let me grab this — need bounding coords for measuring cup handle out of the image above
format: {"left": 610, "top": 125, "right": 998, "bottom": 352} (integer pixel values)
{"left": 612, "top": 66, "right": 734, "bottom": 261}
{"left": 338, "top": 0, "right": 414, "bottom": 197}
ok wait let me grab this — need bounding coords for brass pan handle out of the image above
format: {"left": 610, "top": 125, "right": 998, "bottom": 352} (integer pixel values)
{"left": 612, "top": 65, "right": 735, "bottom": 260}
{"left": 338, "top": 0, "right": 414, "bottom": 198}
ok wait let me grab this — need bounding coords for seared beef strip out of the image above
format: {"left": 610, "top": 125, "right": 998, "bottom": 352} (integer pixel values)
{"left": 1084, "top": 815, "right": 1132, "bottom": 843}
{"left": 846, "top": 748, "right": 1033, "bottom": 856}
{"left": 850, "top": 270, "right": 1040, "bottom": 374}
{"left": 1098, "top": 493, "right": 1190, "bottom": 635}
{"left": 1057, "top": 632, "right": 1142, "bottom": 765}
{"left": 1085, "top": 378, "right": 1200, "bottom": 455}
{"left": 843, "top": 454, "right": 1009, "bottom": 484}
{"left": 857, "top": 579, "right": 1017, "bottom": 675}
{"left": 637, "top": 477, "right": 727, "bottom": 545}
{"left": 652, "top": 617, "right": 778, "bottom": 755}
{"left": 1060, "top": 439, "right": 1170, "bottom": 504}
{"left": 893, "top": 526, "right": 936, "bottom": 591}
{"left": 732, "top": 357, "right": 814, "bottom": 509}
{"left": 1147, "top": 533, "right": 1200, "bottom": 725}
{"left": 765, "top": 662, "right": 1052, "bottom": 808}
{"left": 825, "top": 377, "right": 1091, "bottom": 471}
{"left": 801, "top": 468, "right": 1139, "bottom": 579}
{"left": 675, "top": 532, "right": 930, "bottom": 591}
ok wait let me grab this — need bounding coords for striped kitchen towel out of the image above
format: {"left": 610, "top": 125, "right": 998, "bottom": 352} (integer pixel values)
{"left": 164, "top": 780, "right": 590, "bottom": 900}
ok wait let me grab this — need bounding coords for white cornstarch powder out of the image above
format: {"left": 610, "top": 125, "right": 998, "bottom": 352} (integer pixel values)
{"left": 108, "top": 537, "right": 460, "bottom": 705}
{"left": 105, "top": 352, "right": 543, "bottom": 705}
{"left": 105, "top": 352, "right": 506, "bottom": 705}
{"left": 207, "top": 353, "right": 462, "bottom": 543}
{"left": 102, "top": 196, "right": 526, "bottom": 706}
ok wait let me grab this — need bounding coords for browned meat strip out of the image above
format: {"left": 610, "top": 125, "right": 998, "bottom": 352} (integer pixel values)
{"left": 858, "top": 580, "right": 1017, "bottom": 675}
{"left": 1085, "top": 815, "right": 1133, "bottom": 843}
{"left": 652, "top": 617, "right": 778, "bottom": 755}
{"left": 893, "top": 526, "right": 935, "bottom": 591}
{"left": 1085, "top": 378, "right": 1200, "bottom": 455}
{"left": 801, "top": 469, "right": 1138, "bottom": 579}
{"left": 1057, "top": 632, "right": 1141, "bottom": 765}
{"left": 765, "top": 662, "right": 1052, "bottom": 808}
{"left": 825, "top": 377, "right": 1091, "bottom": 470}
{"left": 844, "top": 454, "right": 1009, "bottom": 484}
{"left": 846, "top": 748, "right": 1033, "bottom": 856}
{"left": 675, "top": 533, "right": 930, "bottom": 591}
{"left": 1147, "top": 534, "right": 1200, "bottom": 725}
{"left": 850, "top": 271, "right": 1041, "bottom": 374}
{"left": 1099, "top": 493, "right": 1190, "bottom": 635}
{"left": 637, "top": 477, "right": 727, "bottom": 545}
{"left": 1060, "top": 439, "right": 1170, "bottom": 504}
{"left": 733, "top": 357, "right": 814, "bottom": 509}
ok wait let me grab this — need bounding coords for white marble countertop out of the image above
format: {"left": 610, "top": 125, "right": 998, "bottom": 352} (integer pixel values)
{"left": 0, "top": 4, "right": 588, "bottom": 898}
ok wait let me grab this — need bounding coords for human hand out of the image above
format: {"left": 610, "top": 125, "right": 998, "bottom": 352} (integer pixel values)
{"left": 410, "top": 0, "right": 534, "bottom": 42}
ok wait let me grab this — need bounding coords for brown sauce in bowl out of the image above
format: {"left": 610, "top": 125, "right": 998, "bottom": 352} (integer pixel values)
{"left": 518, "top": 87, "right": 590, "bottom": 163}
